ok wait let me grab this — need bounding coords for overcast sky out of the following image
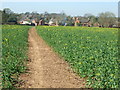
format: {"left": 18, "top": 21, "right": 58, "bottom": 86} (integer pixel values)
{"left": 0, "top": 0, "right": 119, "bottom": 16}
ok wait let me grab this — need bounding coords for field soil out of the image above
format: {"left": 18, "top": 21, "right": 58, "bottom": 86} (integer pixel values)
{"left": 19, "top": 27, "right": 85, "bottom": 88}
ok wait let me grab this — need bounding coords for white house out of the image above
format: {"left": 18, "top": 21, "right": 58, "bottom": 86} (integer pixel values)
{"left": 48, "top": 18, "right": 58, "bottom": 26}
{"left": 31, "top": 19, "right": 37, "bottom": 26}
{"left": 20, "top": 20, "right": 31, "bottom": 25}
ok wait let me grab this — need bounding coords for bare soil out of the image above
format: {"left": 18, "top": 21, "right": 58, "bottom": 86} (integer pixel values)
{"left": 19, "top": 27, "right": 86, "bottom": 88}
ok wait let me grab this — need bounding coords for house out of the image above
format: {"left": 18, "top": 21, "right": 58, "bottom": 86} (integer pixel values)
{"left": 38, "top": 19, "right": 45, "bottom": 25}
{"left": 31, "top": 19, "right": 37, "bottom": 26}
{"left": 80, "top": 18, "right": 91, "bottom": 26}
{"left": 93, "top": 22, "right": 100, "bottom": 27}
{"left": 74, "top": 17, "right": 80, "bottom": 26}
{"left": 18, "top": 20, "right": 31, "bottom": 25}
{"left": 48, "top": 18, "right": 59, "bottom": 26}
{"left": 22, "top": 21, "right": 31, "bottom": 25}
{"left": 72, "top": 17, "right": 91, "bottom": 27}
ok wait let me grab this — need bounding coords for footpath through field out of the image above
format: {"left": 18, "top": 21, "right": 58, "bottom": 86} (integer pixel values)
{"left": 20, "top": 27, "right": 85, "bottom": 88}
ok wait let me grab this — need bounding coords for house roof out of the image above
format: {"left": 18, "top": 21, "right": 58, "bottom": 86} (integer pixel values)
{"left": 49, "top": 18, "right": 58, "bottom": 23}
{"left": 80, "top": 18, "right": 90, "bottom": 23}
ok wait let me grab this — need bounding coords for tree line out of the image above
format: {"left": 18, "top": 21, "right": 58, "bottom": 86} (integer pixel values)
{"left": 0, "top": 8, "right": 119, "bottom": 28}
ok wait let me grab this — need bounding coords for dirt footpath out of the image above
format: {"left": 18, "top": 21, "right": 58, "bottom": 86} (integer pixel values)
{"left": 20, "top": 27, "right": 85, "bottom": 88}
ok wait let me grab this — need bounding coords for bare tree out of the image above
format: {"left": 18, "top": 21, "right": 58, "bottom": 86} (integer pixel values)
{"left": 98, "top": 12, "right": 116, "bottom": 27}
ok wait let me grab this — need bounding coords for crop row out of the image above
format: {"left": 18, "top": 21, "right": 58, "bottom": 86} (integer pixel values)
{"left": 2, "top": 25, "right": 30, "bottom": 88}
{"left": 37, "top": 26, "right": 119, "bottom": 88}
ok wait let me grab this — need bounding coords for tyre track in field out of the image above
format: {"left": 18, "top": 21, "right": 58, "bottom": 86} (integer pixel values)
{"left": 20, "top": 27, "right": 86, "bottom": 88}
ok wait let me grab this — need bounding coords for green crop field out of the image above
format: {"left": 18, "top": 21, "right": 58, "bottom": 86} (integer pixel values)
{"left": 2, "top": 25, "right": 30, "bottom": 88}
{"left": 2, "top": 25, "right": 119, "bottom": 88}
{"left": 37, "top": 26, "right": 119, "bottom": 88}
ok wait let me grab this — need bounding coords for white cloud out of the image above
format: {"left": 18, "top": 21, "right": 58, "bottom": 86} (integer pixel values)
{"left": 1, "top": 0, "right": 119, "bottom": 2}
